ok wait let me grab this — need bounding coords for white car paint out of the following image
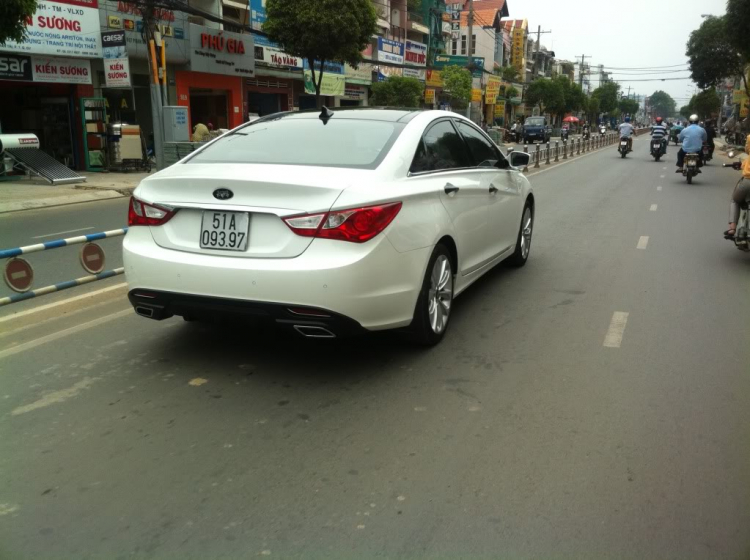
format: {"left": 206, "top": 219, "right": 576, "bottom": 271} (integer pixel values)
{"left": 123, "top": 109, "right": 533, "bottom": 333}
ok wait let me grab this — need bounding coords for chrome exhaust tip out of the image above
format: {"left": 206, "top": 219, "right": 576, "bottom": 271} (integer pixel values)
{"left": 293, "top": 325, "right": 336, "bottom": 338}
{"left": 135, "top": 306, "right": 154, "bottom": 318}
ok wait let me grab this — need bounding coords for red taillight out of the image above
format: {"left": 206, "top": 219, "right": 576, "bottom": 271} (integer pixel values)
{"left": 128, "top": 196, "right": 176, "bottom": 227}
{"left": 283, "top": 202, "right": 402, "bottom": 243}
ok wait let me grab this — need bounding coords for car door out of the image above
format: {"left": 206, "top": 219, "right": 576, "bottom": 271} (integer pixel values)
{"left": 455, "top": 120, "right": 521, "bottom": 258}
{"left": 410, "top": 119, "right": 490, "bottom": 275}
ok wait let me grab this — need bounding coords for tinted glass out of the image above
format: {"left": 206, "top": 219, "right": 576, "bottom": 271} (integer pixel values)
{"left": 410, "top": 120, "right": 472, "bottom": 173}
{"left": 526, "top": 117, "right": 545, "bottom": 126}
{"left": 457, "top": 122, "right": 501, "bottom": 167}
{"left": 189, "top": 119, "right": 400, "bottom": 169}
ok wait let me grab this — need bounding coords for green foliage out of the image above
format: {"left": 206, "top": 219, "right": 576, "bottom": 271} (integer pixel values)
{"left": 618, "top": 97, "right": 639, "bottom": 117}
{"left": 370, "top": 76, "right": 424, "bottom": 107}
{"left": 441, "top": 65, "right": 472, "bottom": 109}
{"left": 680, "top": 105, "right": 692, "bottom": 118}
{"left": 555, "top": 76, "right": 586, "bottom": 114}
{"left": 505, "top": 85, "right": 519, "bottom": 99}
{"left": 725, "top": 0, "right": 750, "bottom": 60}
{"left": 686, "top": 16, "right": 746, "bottom": 94}
{"left": 688, "top": 88, "right": 721, "bottom": 119}
{"left": 501, "top": 66, "right": 520, "bottom": 83}
{"left": 649, "top": 90, "right": 676, "bottom": 119}
{"left": 0, "top": 0, "right": 36, "bottom": 45}
{"left": 591, "top": 82, "right": 620, "bottom": 114}
{"left": 264, "top": 0, "right": 376, "bottom": 101}
{"left": 587, "top": 95, "right": 600, "bottom": 122}
{"left": 525, "top": 78, "right": 565, "bottom": 115}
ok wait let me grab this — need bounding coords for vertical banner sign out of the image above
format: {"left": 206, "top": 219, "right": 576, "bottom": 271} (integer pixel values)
{"left": 485, "top": 75, "right": 502, "bottom": 104}
{"left": 424, "top": 89, "right": 435, "bottom": 104}
{"left": 101, "top": 30, "right": 130, "bottom": 87}
{"left": 494, "top": 99, "right": 506, "bottom": 118}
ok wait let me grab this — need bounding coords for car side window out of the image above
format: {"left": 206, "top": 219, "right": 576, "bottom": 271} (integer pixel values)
{"left": 410, "top": 120, "right": 472, "bottom": 173}
{"left": 456, "top": 121, "right": 509, "bottom": 169}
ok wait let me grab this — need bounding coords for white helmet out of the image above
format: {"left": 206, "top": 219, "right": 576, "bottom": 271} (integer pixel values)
{"left": 689, "top": 114, "right": 699, "bottom": 123}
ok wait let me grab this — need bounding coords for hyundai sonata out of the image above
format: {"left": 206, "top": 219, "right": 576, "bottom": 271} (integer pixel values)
{"left": 124, "top": 108, "right": 534, "bottom": 345}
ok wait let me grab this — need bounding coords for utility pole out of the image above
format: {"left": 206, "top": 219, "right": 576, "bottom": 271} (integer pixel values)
{"left": 139, "top": 0, "right": 165, "bottom": 170}
{"left": 533, "top": 25, "right": 551, "bottom": 75}
{"left": 467, "top": 0, "right": 474, "bottom": 120}
{"left": 577, "top": 54, "right": 591, "bottom": 90}
{"left": 626, "top": 85, "right": 632, "bottom": 99}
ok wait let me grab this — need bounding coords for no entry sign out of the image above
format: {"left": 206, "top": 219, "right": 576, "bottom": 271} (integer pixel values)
{"left": 80, "top": 243, "right": 105, "bottom": 274}
{"left": 4, "top": 258, "right": 34, "bottom": 293}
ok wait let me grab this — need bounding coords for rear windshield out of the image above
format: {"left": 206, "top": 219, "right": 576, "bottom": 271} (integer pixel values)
{"left": 188, "top": 118, "right": 401, "bottom": 169}
{"left": 525, "top": 117, "right": 545, "bottom": 126}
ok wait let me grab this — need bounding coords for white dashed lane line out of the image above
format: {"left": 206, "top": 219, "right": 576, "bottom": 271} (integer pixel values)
{"left": 603, "top": 312, "right": 630, "bottom": 348}
{"left": 650, "top": 204, "right": 658, "bottom": 211}
{"left": 657, "top": 186, "right": 662, "bottom": 191}
{"left": 637, "top": 236, "right": 649, "bottom": 249}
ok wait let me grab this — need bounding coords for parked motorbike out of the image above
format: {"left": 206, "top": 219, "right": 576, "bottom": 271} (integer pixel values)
{"left": 650, "top": 139, "right": 665, "bottom": 162}
{"left": 724, "top": 152, "right": 749, "bottom": 252}
{"left": 683, "top": 153, "right": 700, "bottom": 184}
{"left": 702, "top": 142, "right": 712, "bottom": 164}
{"left": 618, "top": 137, "right": 630, "bottom": 158}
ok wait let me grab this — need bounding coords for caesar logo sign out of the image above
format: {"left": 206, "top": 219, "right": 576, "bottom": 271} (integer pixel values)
{"left": 102, "top": 30, "right": 126, "bottom": 46}
{"left": 0, "top": 54, "right": 33, "bottom": 81}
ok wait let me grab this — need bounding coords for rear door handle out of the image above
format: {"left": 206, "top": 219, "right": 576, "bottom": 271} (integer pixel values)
{"left": 489, "top": 184, "right": 499, "bottom": 194}
{"left": 444, "top": 183, "right": 459, "bottom": 195}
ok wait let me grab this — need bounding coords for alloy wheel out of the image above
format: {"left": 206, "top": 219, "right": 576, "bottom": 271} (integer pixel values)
{"left": 428, "top": 255, "right": 452, "bottom": 334}
{"left": 520, "top": 207, "right": 533, "bottom": 259}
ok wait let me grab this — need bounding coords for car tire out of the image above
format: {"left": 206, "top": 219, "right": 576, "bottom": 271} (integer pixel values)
{"left": 408, "top": 244, "right": 454, "bottom": 346}
{"left": 507, "top": 202, "right": 534, "bottom": 268}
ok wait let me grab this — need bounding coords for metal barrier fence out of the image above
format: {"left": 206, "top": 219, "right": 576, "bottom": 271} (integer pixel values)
{"left": 1, "top": 228, "right": 127, "bottom": 306}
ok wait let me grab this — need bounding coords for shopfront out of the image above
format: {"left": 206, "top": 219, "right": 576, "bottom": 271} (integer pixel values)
{"left": 251, "top": 44, "right": 301, "bottom": 115}
{"left": 0, "top": 0, "right": 102, "bottom": 169}
{"left": 175, "top": 24, "right": 255, "bottom": 131}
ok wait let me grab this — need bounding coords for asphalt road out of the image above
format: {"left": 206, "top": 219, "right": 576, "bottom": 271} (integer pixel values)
{"left": 1, "top": 140, "right": 749, "bottom": 559}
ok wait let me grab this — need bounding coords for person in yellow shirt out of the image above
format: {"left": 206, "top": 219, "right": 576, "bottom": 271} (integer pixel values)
{"left": 724, "top": 134, "right": 750, "bottom": 239}
{"left": 192, "top": 123, "right": 210, "bottom": 142}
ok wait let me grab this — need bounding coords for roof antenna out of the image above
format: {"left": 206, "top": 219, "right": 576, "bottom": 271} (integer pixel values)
{"left": 319, "top": 106, "right": 334, "bottom": 124}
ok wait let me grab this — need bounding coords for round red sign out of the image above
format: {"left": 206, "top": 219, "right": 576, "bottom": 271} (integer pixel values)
{"left": 80, "top": 243, "right": 105, "bottom": 274}
{"left": 4, "top": 257, "right": 34, "bottom": 293}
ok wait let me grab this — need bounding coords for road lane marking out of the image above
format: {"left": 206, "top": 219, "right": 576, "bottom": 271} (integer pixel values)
{"left": 0, "top": 308, "right": 132, "bottom": 360}
{"left": 637, "top": 236, "right": 649, "bottom": 249}
{"left": 660, "top": 175, "right": 665, "bottom": 178}
{"left": 31, "top": 227, "right": 95, "bottom": 239}
{"left": 0, "top": 283, "right": 127, "bottom": 324}
{"left": 662, "top": 167, "right": 667, "bottom": 170}
{"left": 657, "top": 186, "right": 662, "bottom": 191}
{"left": 650, "top": 204, "right": 658, "bottom": 211}
{"left": 11, "top": 377, "right": 98, "bottom": 416}
{"left": 603, "top": 312, "right": 629, "bottom": 348}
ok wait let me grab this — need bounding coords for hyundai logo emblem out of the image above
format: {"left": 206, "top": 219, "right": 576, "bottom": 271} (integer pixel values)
{"left": 213, "top": 188, "right": 234, "bottom": 200}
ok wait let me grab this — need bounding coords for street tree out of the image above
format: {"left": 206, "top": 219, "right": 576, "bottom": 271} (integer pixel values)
{"left": 686, "top": 15, "right": 749, "bottom": 96}
{"left": 591, "top": 82, "right": 619, "bottom": 114}
{"left": 725, "top": 0, "right": 750, "bottom": 61}
{"left": 648, "top": 90, "right": 676, "bottom": 119}
{"left": 370, "top": 76, "right": 423, "bottom": 107}
{"left": 680, "top": 105, "right": 692, "bottom": 119}
{"left": 688, "top": 88, "right": 721, "bottom": 119}
{"left": 440, "top": 65, "right": 472, "bottom": 109}
{"left": 0, "top": 0, "right": 36, "bottom": 45}
{"left": 505, "top": 85, "right": 519, "bottom": 100}
{"left": 618, "top": 98, "right": 639, "bottom": 118}
{"left": 501, "top": 66, "right": 520, "bottom": 83}
{"left": 586, "top": 95, "right": 600, "bottom": 124}
{"left": 525, "top": 78, "right": 564, "bottom": 117}
{"left": 263, "top": 0, "right": 377, "bottom": 108}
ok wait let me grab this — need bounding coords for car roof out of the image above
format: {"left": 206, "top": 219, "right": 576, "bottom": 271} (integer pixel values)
{"left": 252, "top": 107, "right": 426, "bottom": 124}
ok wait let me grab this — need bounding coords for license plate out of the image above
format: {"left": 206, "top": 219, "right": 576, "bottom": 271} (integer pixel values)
{"left": 621, "top": 141, "right": 628, "bottom": 145}
{"left": 200, "top": 211, "right": 249, "bottom": 251}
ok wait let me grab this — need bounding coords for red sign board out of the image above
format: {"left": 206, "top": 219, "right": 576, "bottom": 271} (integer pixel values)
{"left": 80, "top": 243, "right": 105, "bottom": 274}
{"left": 4, "top": 258, "right": 34, "bottom": 293}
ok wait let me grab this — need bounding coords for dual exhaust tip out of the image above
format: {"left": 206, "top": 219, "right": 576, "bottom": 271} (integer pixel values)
{"left": 135, "top": 305, "right": 336, "bottom": 338}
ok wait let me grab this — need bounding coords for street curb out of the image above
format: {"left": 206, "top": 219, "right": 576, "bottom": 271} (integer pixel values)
{"left": 0, "top": 188, "right": 131, "bottom": 214}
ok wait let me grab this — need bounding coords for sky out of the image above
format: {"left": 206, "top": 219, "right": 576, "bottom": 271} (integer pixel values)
{"left": 501, "top": 0, "right": 728, "bottom": 104}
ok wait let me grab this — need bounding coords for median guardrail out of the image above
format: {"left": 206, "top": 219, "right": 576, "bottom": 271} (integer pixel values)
{"left": 1, "top": 228, "right": 127, "bottom": 306}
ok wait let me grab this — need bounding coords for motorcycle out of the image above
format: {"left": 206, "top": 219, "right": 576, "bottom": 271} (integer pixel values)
{"left": 561, "top": 128, "right": 570, "bottom": 141}
{"left": 618, "top": 137, "right": 630, "bottom": 158}
{"left": 650, "top": 138, "right": 665, "bottom": 162}
{"left": 599, "top": 125, "right": 606, "bottom": 136}
{"left": 702, "top": 142, "right": 712, "bottom": 164}
{"left": 582, "top": 128, "right": 591, "bottom": 140}
{"left": 724, "top": 151, "right": 749, "bottom": 252}
{"left": 683, "top": 153, "right": 700, "bottom": 184}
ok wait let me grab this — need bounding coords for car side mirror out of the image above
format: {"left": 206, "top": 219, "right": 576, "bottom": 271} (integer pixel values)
{"left": 509, "top": 151, "right": 530, "bottom": 169}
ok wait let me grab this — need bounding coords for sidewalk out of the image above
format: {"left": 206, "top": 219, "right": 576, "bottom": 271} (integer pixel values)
{"left": 0, "top": 171, "right": 152, "bottom": 213}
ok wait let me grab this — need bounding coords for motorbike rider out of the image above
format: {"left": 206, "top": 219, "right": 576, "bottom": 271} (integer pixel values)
{"left": 582, "top": 121, "right": 590, "bottom": 139}
{"left": 724, "top": 134, "right": 750, "bottom": 239}
{"left": 650, "top": 117, "right": 668, "bottom": 155}
{"left": 704, "top": 119, "right": 717, "bottom": 159}
{"left": 617, "top": 117, "right": 636, "bottom": 152}
{"left": 676, "top": 114, "right": 707, "bottom": 173}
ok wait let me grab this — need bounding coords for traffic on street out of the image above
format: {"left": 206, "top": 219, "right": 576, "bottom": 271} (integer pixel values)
{"left": 1, "top": 0, "right": 749, "bottom": 558}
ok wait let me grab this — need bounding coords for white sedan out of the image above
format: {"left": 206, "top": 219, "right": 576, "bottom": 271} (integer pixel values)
{"left": 124, "top": 108, "right": 534, "bottom": 345}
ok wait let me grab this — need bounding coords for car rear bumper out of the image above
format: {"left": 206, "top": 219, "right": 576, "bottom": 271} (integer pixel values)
{"left": 128, "top": 289, "right": 365, "bottom": 338}
{"left": 123, "top": 227, "right": 431, "bottom": 331}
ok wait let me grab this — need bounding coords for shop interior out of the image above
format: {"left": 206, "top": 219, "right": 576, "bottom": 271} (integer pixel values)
{"left": 189, "top": 88, "right": 229, "bottom": 129}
